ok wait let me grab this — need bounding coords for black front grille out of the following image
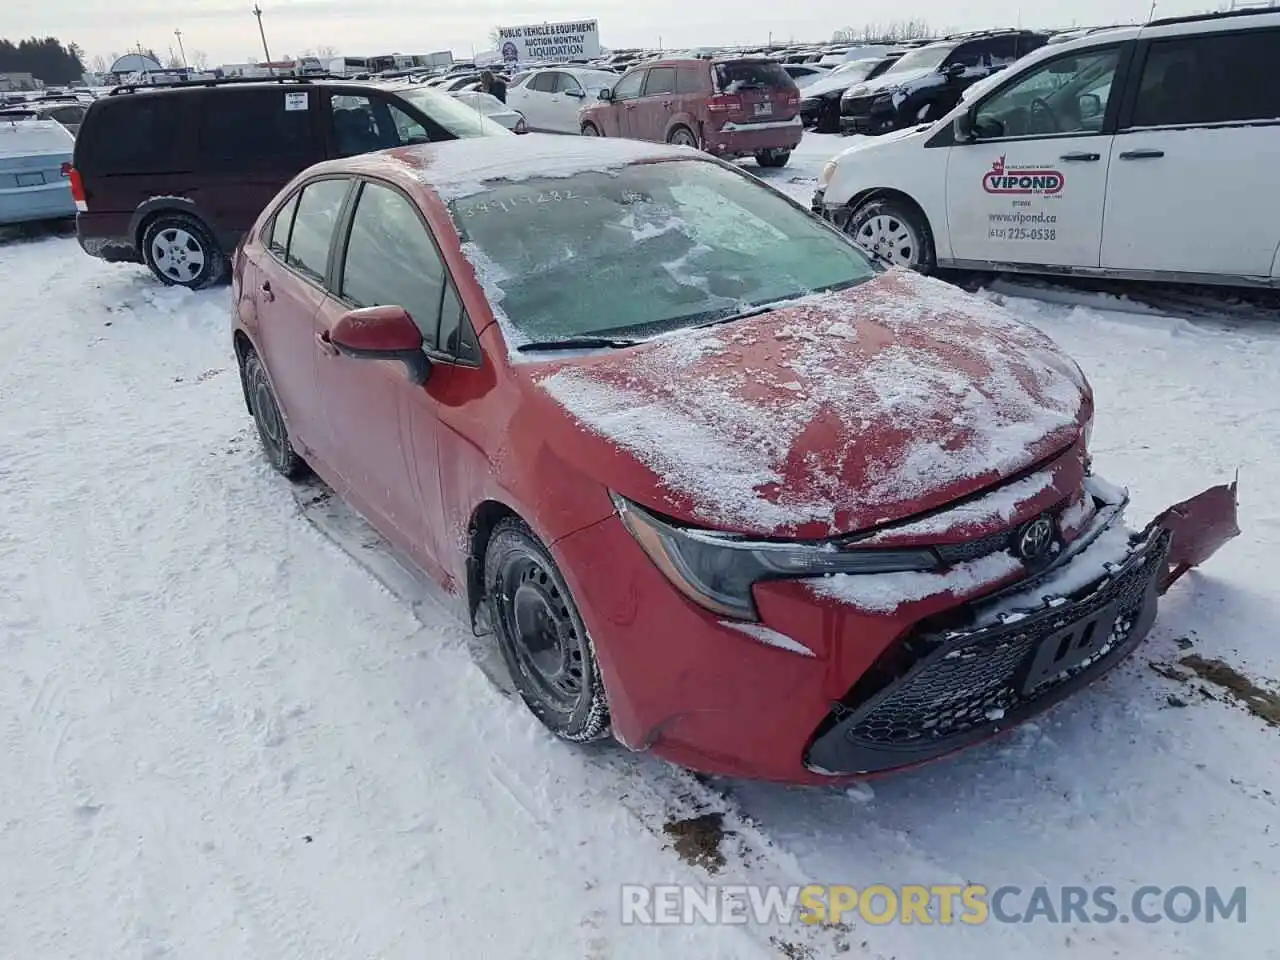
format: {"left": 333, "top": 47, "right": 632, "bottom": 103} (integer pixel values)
{"left": 934, "top": 527, "right": 1018, "bottom": 565}
{"left": 820, "top": 528, "right": 1169, "bottom": 762}
{"left": 841, "top": 95, "right": 876, "bottom": 116}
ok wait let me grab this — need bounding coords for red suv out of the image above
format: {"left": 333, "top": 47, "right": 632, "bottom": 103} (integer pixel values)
{"left": 233, "top": 135, "right": 1235, "bottom": 784}
{"left": 578, "top": 57, "right": 802, "bottom": 168}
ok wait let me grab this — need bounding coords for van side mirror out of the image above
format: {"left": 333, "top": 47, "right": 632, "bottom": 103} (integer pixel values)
{"left": 329, "top": 305, "right": 431, "bottom": 385}
{"left": 953, "top": 108, "right": 976, "bottom": 142}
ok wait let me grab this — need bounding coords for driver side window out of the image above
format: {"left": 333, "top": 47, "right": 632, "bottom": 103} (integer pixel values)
{"left": 973, "top": 48, "right": 1120, "bottom": 140}
{"left": 611, "top": 69, "right": 646, "bottom": 101}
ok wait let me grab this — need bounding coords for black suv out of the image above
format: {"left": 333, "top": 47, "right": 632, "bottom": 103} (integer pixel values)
{"left": 839, "top": 30, "right": 1049, "bottom": 135}
{"left": 71, "top": 76, "right": 510, "bottom": 289}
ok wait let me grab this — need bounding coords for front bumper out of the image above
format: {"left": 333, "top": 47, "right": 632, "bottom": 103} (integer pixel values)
{"left": 805, "top": 524, "right": 1171, "bottom": 775}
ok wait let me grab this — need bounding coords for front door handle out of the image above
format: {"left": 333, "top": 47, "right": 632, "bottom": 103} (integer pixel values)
{"left": 315, "top": 330, "right": 339, "bottom": 357}
{"left": 1059, "top": 151, "right": 1099, "bottom": 161}
{"left": 260, "top": 280, "right": 274, "bottom": 302}
{"left": 662, "top": 100, "right": 673, "bottom": 107}
{"left": 1119, "top": 149, "right": 1165, "bottom": 160}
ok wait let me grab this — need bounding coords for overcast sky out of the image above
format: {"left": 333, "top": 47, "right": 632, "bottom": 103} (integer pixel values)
{"left": 15, "top": 0, "right": 1204, "bottom": 66}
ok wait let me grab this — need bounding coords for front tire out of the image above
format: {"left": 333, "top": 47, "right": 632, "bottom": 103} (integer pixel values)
{"left": 141, "top": 212, "right": 228, "bottom": 290}
{"left": 845, "top": 198, "right": 937, "bottom": 273}
{"left": 485, "top": 518, "right": 610, "bottom": 743}
{"left": 755, "top": 148, "right": 791, "bottom": 168}
{"left": 580, "top": 122, "right": 601, "bottom": 136}
{"left": 243, "top": 350, "right": 307, "bottom": 480}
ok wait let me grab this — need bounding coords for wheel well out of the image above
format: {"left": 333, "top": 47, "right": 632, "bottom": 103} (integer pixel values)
{"left": 466, "top": 500, "right": 520, "bottom": 623}
{"left": 233, "top": 330, "right": 255, "bottom": 413}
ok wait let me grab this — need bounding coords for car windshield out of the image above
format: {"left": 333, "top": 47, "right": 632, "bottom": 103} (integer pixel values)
{"left": 881, "top": 43, "right": 955, "bottom": 75}
{"left": 448, "top": 160, "right": 875, "bottom": 345}
{"left": 828, "top": 59, "right": 882, "bottom": 80}
{"left": 574, "top": 70, "right": 621, "bottom": 91}
{"left": 395, "top": 86, "right": 511, "bottom": 136}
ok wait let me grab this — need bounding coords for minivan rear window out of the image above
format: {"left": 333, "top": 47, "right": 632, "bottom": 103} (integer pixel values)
{"left": 714, "top": 61, "right": 795, "bottom": 93}
{"left": 77, "top": 95, "right": 183, "bottom": 173}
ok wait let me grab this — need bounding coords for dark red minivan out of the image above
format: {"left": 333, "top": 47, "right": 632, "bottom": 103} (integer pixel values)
{"left": 578, "top": 57, "right": 802, "bottom": 168}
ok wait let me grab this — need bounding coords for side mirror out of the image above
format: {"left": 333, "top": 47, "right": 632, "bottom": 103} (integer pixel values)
{"left": 953, "top": 108, "right": 976, "bottom": 142}
{"left": 1078, "top": 92, "right": 1102, "bottom": 120}
{"left": 945, "top": 62, "right": 968, "bottom": 80}
{"left": 597, "top": 87, "right": 613, "bottom": 101}
{"left": 565, "top": 88, "right": 585, "bottom": 99}
{"left": 329, "top": 305, "right": 431, "bottom": 385}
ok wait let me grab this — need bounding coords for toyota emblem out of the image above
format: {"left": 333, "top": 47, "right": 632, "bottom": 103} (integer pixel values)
{"left": 1015, "top": 515, "right": 1055, "bottom": 562}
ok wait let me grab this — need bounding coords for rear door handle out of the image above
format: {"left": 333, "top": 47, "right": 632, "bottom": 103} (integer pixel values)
{"left": 662, "top": 100, "right": 673, "bottom": 107}
{"left": 1119, "top": 149, "right": 1165, "bottom": 160}
{"left": 259, "top": 280, "right": 274, "bottom": 302}
{"left": 1059, "top": 151, "right": 1099, "bottom": 161}
{"left": 315, "top": 330, "right": 339, "bottom": 356}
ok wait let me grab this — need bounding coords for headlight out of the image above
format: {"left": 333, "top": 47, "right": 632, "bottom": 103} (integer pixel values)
{"left": 819, "top": 160, "right": 838, "bottom": 187}
{"left": 842, "top": 84, "right": 868, "bottom": 100}
{"left": 612, "top": 494, "right": 938, "bottom": 620}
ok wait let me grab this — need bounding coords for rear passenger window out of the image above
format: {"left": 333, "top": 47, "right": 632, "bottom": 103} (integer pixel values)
{"left": 1130, "top": 30, "right": 1280, "bottom": 128}
{"left": 675, "top": 67, "right": 706, "bottom": 94}
{"left": 267, "top": 191, "right": 300, "bottom": 256}
{"left": 78, "top": 95, "right": 183, "bottom": 173}
{"left": 643, "top": 67, "right": 676, "bottom": 97}
{"left": 286, "top": 178, "right": 350, "bottom": 281}
{"left": 340, "top": 182, "right": 446, "bottom": 346}
{"left": 198, "top": 89, "right": 315, "bottom": 171}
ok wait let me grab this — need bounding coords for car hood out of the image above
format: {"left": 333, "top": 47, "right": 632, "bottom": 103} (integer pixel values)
{"left": 838, "top": 65, "right": 936, "bottom": 99}
{"left": 532, "top": 270, "right": 1090, "bottom": 539}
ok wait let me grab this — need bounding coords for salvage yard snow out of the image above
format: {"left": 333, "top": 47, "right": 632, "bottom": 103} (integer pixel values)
{"left": 2, "top": 168, "right": 1279, "bottom": 959}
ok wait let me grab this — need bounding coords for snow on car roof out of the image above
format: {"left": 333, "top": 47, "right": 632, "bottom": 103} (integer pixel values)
{"left": 377, "top": 134, "right": 695, "bottom": 200}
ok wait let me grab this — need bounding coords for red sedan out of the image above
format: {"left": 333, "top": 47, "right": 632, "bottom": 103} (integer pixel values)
{"left": 231, "top": 135, "right": 1238, "bottom": 783}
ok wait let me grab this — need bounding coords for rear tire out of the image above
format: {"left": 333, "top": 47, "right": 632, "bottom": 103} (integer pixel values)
{"left": 667, "top": 125, "right": 699, "bottom": 149}
{"left": 755, "top": 148, "right": 791, "bottom": 168}
{"left": 243, "top": 349, "right": 307, "bottom": 480}
{"left": 141, "top": 212, "right": 228, "bottom": 290}
{"left": 816, "top": 99, "right": 841, "bottom": 134}
{"left": 845, "top": 197, "right": 936, "bottom": 273}
{"left": 485, "top": 518, "right": 610, "bottom": 743}
{"left": 580, "top": 122, "right": 601, "bottom": 136}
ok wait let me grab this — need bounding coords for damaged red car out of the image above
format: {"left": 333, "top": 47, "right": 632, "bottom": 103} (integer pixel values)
{"left": 231, "top": 135, "right": 1238, "bottom": 783}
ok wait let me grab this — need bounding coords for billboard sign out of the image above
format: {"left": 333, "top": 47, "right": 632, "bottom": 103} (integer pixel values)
{"left": 497, "top": 20, "right": 601, "bottom": 63}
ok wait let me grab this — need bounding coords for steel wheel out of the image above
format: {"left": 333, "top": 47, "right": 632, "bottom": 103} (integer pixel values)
{"left": 668, "top": 126, "right": 697, "bottom": 148}
{"left": 243, "top": 351, "right": 306, "bottom": 479}
{"left": 149, "top": 227, "right": 206, "bottom": 285}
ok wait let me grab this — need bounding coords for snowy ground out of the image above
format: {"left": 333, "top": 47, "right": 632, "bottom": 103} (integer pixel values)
{"left": 1, "top": 133, "right": 1277, "bottom": 959}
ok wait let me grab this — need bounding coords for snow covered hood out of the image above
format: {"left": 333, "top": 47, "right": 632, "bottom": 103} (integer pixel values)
{"left": 837, "top": 66, "right": 937, "bottom": 99}
{"left": 536, "top": 270, "right": 1089, "bottom": 539}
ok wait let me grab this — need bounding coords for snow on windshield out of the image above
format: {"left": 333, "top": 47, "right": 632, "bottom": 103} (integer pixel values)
{"left": 447, "top": 160, "right": 874, "bottom": 348}
{"left": 538, "top": 270, "right": 1085, "bottom": 535}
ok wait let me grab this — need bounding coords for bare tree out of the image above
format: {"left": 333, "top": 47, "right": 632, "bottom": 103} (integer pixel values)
{"left": 91, "top": 54, "right": 108, "bottom": 74}
{"left": 190, "top": 49, "right": 209, "bottom": 70}
{"left": 488, "top": 26, "right": 502, "bottom": 49}
{"left": 832, "top": 19, "right": 936, "bottom": 43}
{"left": 165, "top": 50, "right": 183, "bottom": 69}
{"left": 314, "top": 45, "right": 337, "bottom": 60}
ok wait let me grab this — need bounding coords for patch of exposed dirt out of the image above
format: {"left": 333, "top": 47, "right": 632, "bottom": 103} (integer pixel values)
{"left": 1179, "top": 655, "right": 1280, "bottom": 728}
{"left": 662, "top": 812, "right": 726, "bottom": 874}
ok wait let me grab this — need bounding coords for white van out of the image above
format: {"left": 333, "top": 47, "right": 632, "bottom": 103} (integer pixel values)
{"left": 813, "top": 9, "right": 1280, "bottom": 287}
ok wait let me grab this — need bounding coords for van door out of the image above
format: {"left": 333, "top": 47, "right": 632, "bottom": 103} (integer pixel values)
{"left": 608, "top": 68, "right": 647, "bottom": 138}
{"left": 193, "top": 87, "right": 322, "bottom": 237}
{"left": 1100, "top": 27, "right": 1280, "bottom": 280}
{"left": 944, "top": 44, "right": 1124, "bottom": 268}
{"left": 638, "top": 66, "right": 678, "bottom": 141}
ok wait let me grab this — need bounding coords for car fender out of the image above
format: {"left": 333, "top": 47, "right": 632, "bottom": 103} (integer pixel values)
{"left": 128, "top": 195, "right": 224, "bottom": 251}
{"left": 664, "top": 111, "right": 700, "bottom": 143}
{"left": 824, "top": 127, "right": 951, "bottom": 256}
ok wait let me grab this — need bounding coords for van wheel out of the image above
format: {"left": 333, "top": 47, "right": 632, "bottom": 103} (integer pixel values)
{"left": 141, "top": 212, "right": 228, "bottom": 290}
{"left": 580, "top": 122, "right": 601, "bottom": 136}
{"left": 846, "top": 198, "right": 936, "bottom": 273}
{"left": 755, "top": 148, "right": 791, "bottom": 168}
{"left": 485, "top": 518, "right": 610, "bottom": 743}
{"left": 667, "top": 125, "right": 699, "bottom": 149}
{"left": 242, "top": 349, "right": 307, "bottom": 480}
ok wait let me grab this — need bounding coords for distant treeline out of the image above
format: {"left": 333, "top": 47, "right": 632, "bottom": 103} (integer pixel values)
{"left": 0, "top": 37, "right": 85, "bottom": 85}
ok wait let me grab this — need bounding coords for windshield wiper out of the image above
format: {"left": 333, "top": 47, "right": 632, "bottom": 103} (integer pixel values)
{"left": 516, "top": 336, "right": 644, "bottom": 352}
{"left": 693, "top": 304, "right": 776, "bottom": 329}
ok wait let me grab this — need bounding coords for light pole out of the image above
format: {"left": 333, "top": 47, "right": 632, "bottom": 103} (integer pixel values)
{"left": 174, "top": 28, "right": 187, "bottom": 67}
{"left": 252, "top": 5, "right": 274, "bottom": 73}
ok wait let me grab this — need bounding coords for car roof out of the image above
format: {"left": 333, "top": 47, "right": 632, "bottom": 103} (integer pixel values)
{"left": 307, "top": 133, "right": 697, "bottom": 198}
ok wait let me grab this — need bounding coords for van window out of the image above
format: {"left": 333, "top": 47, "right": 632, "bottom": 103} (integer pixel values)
{"left": 713, "top": 61, "right": 795, "bottom": 92}
{"left": 675, "top": 66, "right": 707, "bottom": 94}
{"left": 643, "top": 68, "right": 677, "bottom": 97}
{"left": 286, "top": 178, "right": 351, "bottom": 281}
{"left": 1130, "top": 29, "right": 1280, "bottom": 128}
{"left": 78, "top": 95, "right": 183, "bottom": 173}
{"left": 199, "top": 89, "right": 316, "bottom": 171}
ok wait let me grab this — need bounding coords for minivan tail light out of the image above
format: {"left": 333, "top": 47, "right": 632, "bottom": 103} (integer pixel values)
{"left": 707, "top": 94, "right": 742, "bottom": 113}
{"left": 65, "top": 165, "right": 87, "bottom": 211}
{"left": 785, "top": 94, "right": 800, "bottom": 106}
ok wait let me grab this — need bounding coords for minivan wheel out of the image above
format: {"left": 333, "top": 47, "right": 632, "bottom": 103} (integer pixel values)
{"left": 667, "top": 125, "right": 699, "bottom": 149}
{"left": 846, "top": 198, "right": 937, "bottom": 273}
{"left": 580, "top": 122, "right": 601, "bottom": 136}
{"left": 242, "top": 349, "right": 307, "bottom": 480}
{"left": 141, "top": 213, "right": 228, "bottom": 290}
{"left": 755, "top": 148, "right": 791, "bottom": 168}
{"left": 485, "top": 518, "right": 610, "bottom": 743}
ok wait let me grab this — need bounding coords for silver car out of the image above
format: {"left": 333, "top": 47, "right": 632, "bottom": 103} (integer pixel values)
{"left": 450, "top": 90, "right": 529, "bottom": 133}
{"left": 0, "top": 115, "right": 76, "bottom": 226}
